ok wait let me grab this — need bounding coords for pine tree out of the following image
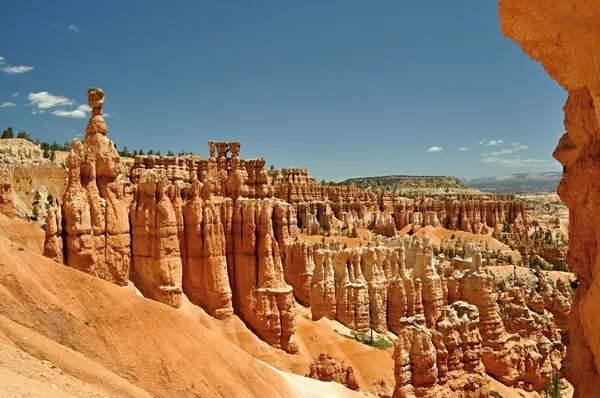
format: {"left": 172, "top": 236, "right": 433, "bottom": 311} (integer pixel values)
{"left": 1, "top": 127, "right": 14, "bottom": 139}
{"left": 46, "top": 194, "right": 54, "bottom": 210}
{"left": 369, "top": 295, "right": 384, "bottom": 344}
{"left": 167, "top": 150, "right": 174, "bottom": 156}
{"left": 50, "top": 149, "right": 56, "bottom": 162}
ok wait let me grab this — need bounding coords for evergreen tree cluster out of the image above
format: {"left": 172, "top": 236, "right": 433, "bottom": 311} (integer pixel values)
{"left": 3, "top": 126, "right": 197, "bottom": 160}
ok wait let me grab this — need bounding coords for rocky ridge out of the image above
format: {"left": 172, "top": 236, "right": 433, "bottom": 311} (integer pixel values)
{"left": 339, "top": 175, "right": 483, "bottom": 196}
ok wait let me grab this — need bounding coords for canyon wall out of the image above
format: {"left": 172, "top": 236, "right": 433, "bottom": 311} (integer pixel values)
{"left": 500, "top": 1, "right": 600, "bottom": 395}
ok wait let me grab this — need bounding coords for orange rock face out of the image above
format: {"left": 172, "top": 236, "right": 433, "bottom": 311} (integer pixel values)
{"left": 0, "top": 167, "right": 15, "bottom": 218}
{"left": 499, "top": 1, "right": 600, "bottom": 394}
{"left": 393, "top": 313, "right": 488, "bottom": 398}
{"left": 43, "top": 198, "right": 63, "bottom": 263}
{"left": 130, "top": 171, "right": 183, "bottom": 308}
{"left": 307, "top": 353, "right": 359, "bottom": 391}
{"left": 61, "top": 90, "right": 133, "bottom": 286}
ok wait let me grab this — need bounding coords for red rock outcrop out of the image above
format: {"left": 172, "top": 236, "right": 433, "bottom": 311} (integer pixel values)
{"left": 130, "top": 171, "right": 183, "bottom": 308}
{"left": 43, "top": 198, "right": 63, "bottom": 263}
{"left": 306, "top": 353, "right": 359, "bottom": 391}
{"left": 182, "top": 181, "right": 234, "bottom": 318}
{"left": 0, "top": 166, "right": 15, "bottom": 218}
{"left": 393, "top": 313, "right": 488, "bottom": 398}
{"left": 452, "top": 253, "right": 565, "bottom": 390}
{"left": 232, "top": 198, "right": 298, "bottom": 352}
{"left": 61, "top": 89, "right": 133, "bottom": 286}
{"left": 499, "top": 1, "right": 600, "bottom": 394}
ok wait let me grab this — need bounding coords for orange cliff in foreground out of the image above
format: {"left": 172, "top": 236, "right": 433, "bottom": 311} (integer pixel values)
{"left": 500, "top": 1, "right": 600, "bottom": 396}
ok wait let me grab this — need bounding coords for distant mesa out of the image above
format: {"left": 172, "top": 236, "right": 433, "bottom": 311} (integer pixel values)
{"left": 338, "top": 175, "right": 483, "bottom": 196}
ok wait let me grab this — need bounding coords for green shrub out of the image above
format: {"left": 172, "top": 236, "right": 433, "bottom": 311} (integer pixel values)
{"left": 338, "top": 330, "right": 394, "bottom": 350}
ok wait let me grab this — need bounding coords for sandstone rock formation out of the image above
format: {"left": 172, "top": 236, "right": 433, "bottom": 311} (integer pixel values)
{"left": 306, "top": 353, "right": 359, "bottom": 391}
{"left": 284, "top": 236, "right": 568, "bottom": 392}
{"left": 499, "top": 1, "right": 600, "bottom": 394}
{"left": 61, "top": 89, "right": 133, "bottom": 286}
{"left": 271, "top": 168, "right": 528, "bottom": 237}
{"left": 43, "top": 197, "right": 63, "bottom": 263}
{"left": 46, "top": 88, "right": 297, "bottom": 352}
{"left": 393, "top": 313, "right": 488, "bottom": 398}
{"left": 0, "top": 166, "right": 15, "bottom": 218}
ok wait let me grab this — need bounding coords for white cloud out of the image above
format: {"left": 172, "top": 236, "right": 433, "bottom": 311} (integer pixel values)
{"left": 478, "top": 140, "right": 486, "bottom": 145}
{"left": 52, "top": 109, "right": 87, "bottom": 119}
{"left": 77, "top": 104, "right": 91, "bottom": 112}
{"left": 427, "top": 146, "right": 442, "bottom": 152}
{"left": 103, "top": 113, "right": 113, "bottom": 118}
{"left": 485, "top": 139, "right": 504, "bottom": 146}
{"left": 31, "top": 109, "right": 46, "bottom": 115}
{"left": 485, "top": 142, "right": 529, "bottom": 156}
{"left": 481, "top": 157, "right": 549, "bottom": 167}
{"left": 68, "top": 25, "right": 80, "bottom": 33}
{"left": 509, "top": 142, "right": 528, "bottom": 150}
{"left": 489, "top": 149, "right": 516, "bottom": 155}
{"left": 2, "top": 65, "right": 34, "bottom": 74}
{"left": 12, "top": 92, "right": 19, "bottom": 97}
{"left": 28, "top": 91, "right": 74, "bottom": 109}
{"left": 0, "top": 102, "right": 16, "bottom": 108}
{"left": 459, "top": 147, "right": 468, "bottom": 151}
{"left": 0, "top": 56, "right": 4, "bottom": 65}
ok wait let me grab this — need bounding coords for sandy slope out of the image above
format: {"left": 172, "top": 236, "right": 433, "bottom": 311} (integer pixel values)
{"left": 180, "top": 294, "right": 395, "bottom": 395}
{"left": 0, "top": 213, "right": 45, "bottom": 254}
{"left": 0, "top": 233, "right": 362, "bottom": 397}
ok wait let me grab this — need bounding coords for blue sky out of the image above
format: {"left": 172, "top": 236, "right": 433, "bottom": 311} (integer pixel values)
{"left": 0, "top": 1, "right": 565, "bottom": 181}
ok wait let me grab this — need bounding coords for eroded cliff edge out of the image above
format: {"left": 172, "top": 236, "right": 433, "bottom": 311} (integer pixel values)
{"left": 500, "top": 1, "right": 600, "bottom": 395}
